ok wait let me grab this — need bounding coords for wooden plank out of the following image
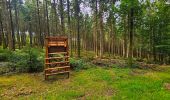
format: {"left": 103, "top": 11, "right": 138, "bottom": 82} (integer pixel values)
{"left": 45, "top": 66, "right": 70, "bottom": 71}
{"left": 46, "top": 71, "right": 70, "bottom": 76}
{"left": 45, "top": 61, "right": 69, "bottom": 65}
{"left": 48, "top": 52, "right": 67, "bottom": 55}
{"left": 46, "top": 36, "right": 68, "bottom": 39}
{"left": 45, "top": 56, "right": 69, "bottom": 60}
{"left": 48, "top": 44, "right": 66, "bottom": 47}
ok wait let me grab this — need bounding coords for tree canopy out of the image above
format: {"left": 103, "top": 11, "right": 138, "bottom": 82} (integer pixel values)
{"left": 0, "top": 0, "right": 170, "bottom": 64}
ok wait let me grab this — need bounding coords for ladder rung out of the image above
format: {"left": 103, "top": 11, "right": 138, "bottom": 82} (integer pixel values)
{"left": 45, "top": 66, "right": 70, "bottom": 71}
{"left": 46, "top": 71, "right": 70, "bottom": 76}
{"left": 48, "top": 44, "right": 66, "bottom": 47}
{"left": 45, "top": 56, "right": 69, "bottom": 60}
{"left": 45, "top": 61, "right": 69, "bottom": 65}
{"left": 48, "top": 52, "right": 67, "bottom": 55}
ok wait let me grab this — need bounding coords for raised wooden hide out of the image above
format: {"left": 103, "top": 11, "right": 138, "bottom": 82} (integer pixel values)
{"left": 44, "top": 36, "right": 70, "bottom": 80}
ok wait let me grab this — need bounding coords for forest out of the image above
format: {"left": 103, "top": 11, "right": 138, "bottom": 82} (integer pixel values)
{"left": 0, "top": 0, "right": 170, "bottom": 99}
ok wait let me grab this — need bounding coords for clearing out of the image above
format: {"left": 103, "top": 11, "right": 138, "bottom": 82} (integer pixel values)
{"left": 1, "top": 66, "right": 170, "bottom": 100}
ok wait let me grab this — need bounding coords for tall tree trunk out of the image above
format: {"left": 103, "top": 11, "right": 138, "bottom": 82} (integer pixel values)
{"left": 75, "top": 0, "right": 80, "bottom": 58}
{"left": 152, "top": 22, "right": 156, "bottom": 62}
{"left": 0, "top": 0, "right": 7, "bottom": 49}
{"left": 60, "top": 0, "right": 65, "bottom": 34}
{"left": 99, "top": 1, "right": 103, "bottom": 58}
{"left": 67, "top": 0, "right": 72, "bottom": 56}
{"left": 9, "top": 0, "right": 15, "bottom": 50}
{"left": 0, "top": 9, "right": 2, "bottom": 46}
{"left": 123, "top": 16, "right": 128, "bottom": 58}
{"left": 128, "top": 8, "right": 134, "bottom": 67}
{"left": 29, "top": 22, "right": 32, "bottom": 47}
{"left": 14, "top": 3, "right": 21, "bottom": 49}
{"left": 3, "top": 0, "right": 9, "bottom": 48}
{"left": 36, "top": 0, "right": 43, "bottom": 48}
{"left": 52, "top": 0, "right": 59, "bottom": 35}
{"left": 95, "top": 0, "right": 98, "bottom": 57}
{"left": 45, "top": 0, "right": 50, "bottom": 37}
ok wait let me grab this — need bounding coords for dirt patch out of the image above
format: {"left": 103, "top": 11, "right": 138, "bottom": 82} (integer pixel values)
{"left": 104, "top": 88, "right": 116, "bottom": 96}
{"left": 77, "top": 87, "right": 116, "bottom": 99}
{"left": 1, "top": 86, "right": 34, "bottom": 99}
{"left": 16, "top": 87, "right": 33, "bottom": 96}
{"left": 164, "top": 83, "right": 170, "bottom": 90}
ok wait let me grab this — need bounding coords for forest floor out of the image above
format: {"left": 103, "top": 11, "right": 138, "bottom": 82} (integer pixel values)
{"left": 1, "top": 65, "right": 170, "bottom": 100}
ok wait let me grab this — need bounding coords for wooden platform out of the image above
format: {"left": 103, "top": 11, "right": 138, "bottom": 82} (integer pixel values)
{"left": 45, "top": 36, "right": 70, "bottom": 80}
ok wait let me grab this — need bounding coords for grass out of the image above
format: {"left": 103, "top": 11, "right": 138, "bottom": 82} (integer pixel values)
{"left": 1, "top": 66, "right": 170, "bottom": 100}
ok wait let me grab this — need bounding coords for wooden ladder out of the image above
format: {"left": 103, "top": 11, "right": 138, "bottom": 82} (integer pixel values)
{"left": 45, "top": 37, "right": 70, "bottom": 80}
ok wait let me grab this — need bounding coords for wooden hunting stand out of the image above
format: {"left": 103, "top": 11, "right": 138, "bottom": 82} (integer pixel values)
{"left": 45, "top": 37, "right": 70, "bottom": 80}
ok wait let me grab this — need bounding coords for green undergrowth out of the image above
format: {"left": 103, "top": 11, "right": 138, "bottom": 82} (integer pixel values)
{"left": 1, "top": 66, "right": 170, "bottom": 99}
{"left": 0, "top": 47, "right": 44, "bottom": 73}
{"left": 1, "top": 49, "right": 170, "bottom": 99}
{"left": 70, "top": 57, "right": 96, "bottom": 71}
{"left": 0, "top": 48, "right": 94, "bottom": 74}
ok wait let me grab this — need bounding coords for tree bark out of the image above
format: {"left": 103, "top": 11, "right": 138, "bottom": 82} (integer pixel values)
{"left": 36, "top": 0, "right": 43, "bottom": 48}
{"left": 45, "top": 0, "right": 50, "bottom": 37}
{"left": 14, "top": 2, "right": 21, "bottom": 49}
{"left": 67, "top": 0, "right": 72, "bottom": 56}
{"left": 59, "top": 0, "right": 65, "bottom": 34}
{"left": 128, "top": 8, "right": 134, "bottom": 67}
{"left": 95, "top": 0, "right": 98, "bottom": 57}
{"left": 29, "top": 22, "right": 32, "bottom": 47}
{"left": 75, "top": 0, "right": 80, "bottom": 58}
{"left": 99, "top": 1, "right": 104, "bottom": 58}
{"left": 9, "top": 0, "right": 15, "bottom": 50}
{"left": 52, "top": 0, "right": 59, "bottom": 35}
{"left": 123, "top": 16, "right": 128, "bottom": 58}
{"left": 0, "top": 9, "right": 2, "bottom": 46}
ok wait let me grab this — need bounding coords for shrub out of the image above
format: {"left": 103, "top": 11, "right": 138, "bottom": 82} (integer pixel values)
{"left": 125, "top": 58, "right": 139, "bottom": 68}
{"left": 0, "top": 48, "right": 12, "bottom": 61}
{"left": 8, "top": 50, "right": 28, "bottom": 72}
{"left": 23, "top": 47, "right": 44, "bottom": 72}
{"left": 8, "top": 47, "right": 44, "bottom": 73}
{"left": 70, "top": 58, "right": 92, "bottom": 71}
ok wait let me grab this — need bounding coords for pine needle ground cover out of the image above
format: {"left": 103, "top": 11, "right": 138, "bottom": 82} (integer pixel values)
{"left": 1, "top": 66, "right": 170, "bottom": 100}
